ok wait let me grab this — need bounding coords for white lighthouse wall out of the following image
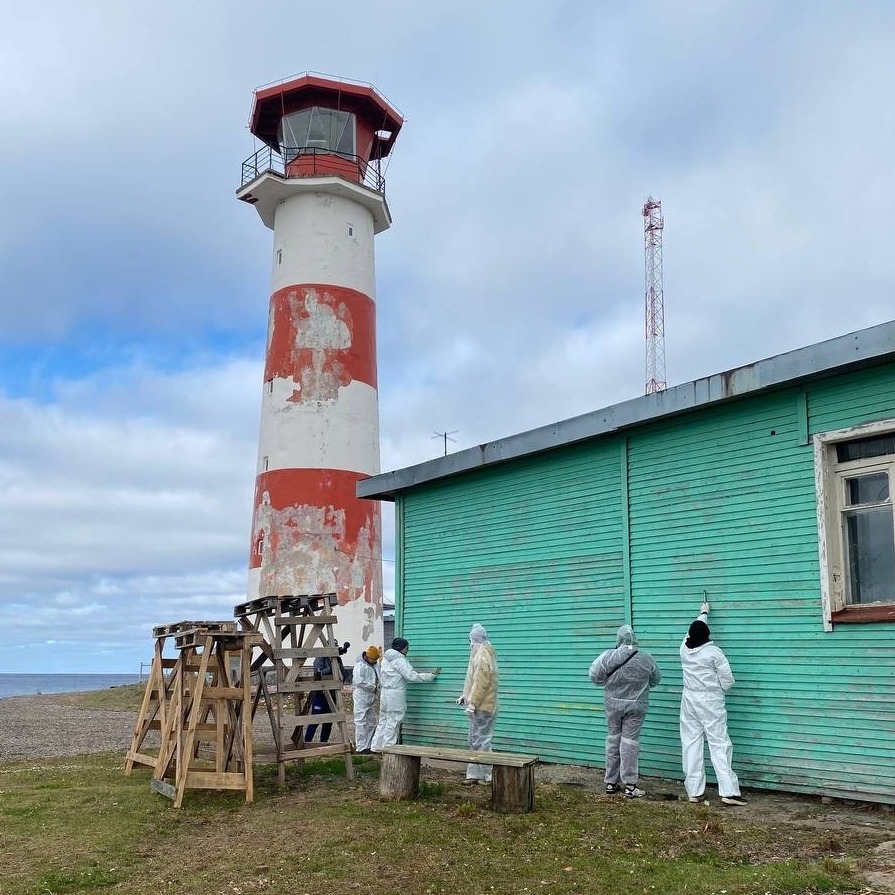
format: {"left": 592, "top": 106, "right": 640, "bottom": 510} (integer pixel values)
{"left": 256, "top": 379, "right": 380, "bottom": 475}
{"left": 273, "top": 193, "right": 376, "bottom": 297}
{"left": 249, "top": 185, "right": 384, "bottom": 656}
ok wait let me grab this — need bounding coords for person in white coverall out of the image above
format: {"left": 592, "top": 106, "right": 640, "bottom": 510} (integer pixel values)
{"left": 589, "top": 624, "right": 661, "bottom": 799}
{"left": 370, "top": 638, "right": 440, "bottom": 751}
{"left": 457, "top": 623, "right": 499, "bottom": 785}
{"left": 679, "top": 602, "right": 746, "bottom": 806}
{"left": 352, "top": 645, "right": 381, "bottom": 754}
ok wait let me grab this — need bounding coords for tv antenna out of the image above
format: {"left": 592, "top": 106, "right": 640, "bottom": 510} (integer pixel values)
{"left": 432, "top": 430, "right": 458, "bottom": 456}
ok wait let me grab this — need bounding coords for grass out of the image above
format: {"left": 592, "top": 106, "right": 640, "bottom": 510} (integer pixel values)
{"left": 0, "top": 687, "right": 880, "bottom": 894}
{"left": 50, "top": 683, "right": 148, "bottom": 712}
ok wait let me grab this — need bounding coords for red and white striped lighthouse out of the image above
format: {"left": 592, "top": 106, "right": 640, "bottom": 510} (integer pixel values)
{"left": 237, "top": 74, "right": 402, "bottom": 652}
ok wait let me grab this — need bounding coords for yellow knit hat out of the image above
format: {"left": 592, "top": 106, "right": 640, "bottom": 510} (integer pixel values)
{"left": 365, "top": 645, "right": 382, "bottom": 660}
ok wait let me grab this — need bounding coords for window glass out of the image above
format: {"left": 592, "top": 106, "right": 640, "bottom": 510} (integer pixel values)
{"left": 844, "top": 507, "right": 895, "bottom": 603}
{"left": 846, "top": 472, "right": 889, "bottom": 506}
{"left": 278, "top": 108, "right": 356, "bottom": 157}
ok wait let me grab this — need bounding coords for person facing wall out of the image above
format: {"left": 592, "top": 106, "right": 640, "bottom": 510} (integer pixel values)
{"left": 679, "top": 602, "right": 746, "bottom": 807}
{"left": 457, "top": 623, "right": 499, "bottom": 785}
{"left": 370, "top": 638, "right": 440, "bottom": 751}
{"left": 589, "top": 624, "right": 661, "bottom": 799}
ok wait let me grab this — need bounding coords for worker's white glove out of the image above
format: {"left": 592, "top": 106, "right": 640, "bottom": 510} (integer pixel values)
{"left": 700, "top": 601, "right": 711, "bottom": 615}
{"left": 464, "top": 704, "right": 476, "bottom": 717}
{"left": 456, "top": 695, "right": 466, "bottom": 705}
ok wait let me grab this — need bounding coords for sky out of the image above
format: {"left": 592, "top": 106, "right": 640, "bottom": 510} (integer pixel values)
{"left": 0, "top": 0, "right": 892, "bottom": 672}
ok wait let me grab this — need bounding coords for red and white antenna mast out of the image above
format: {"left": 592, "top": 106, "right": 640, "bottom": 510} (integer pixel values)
{"left": 643, "top": 196, "right": 666, "bottom": 394}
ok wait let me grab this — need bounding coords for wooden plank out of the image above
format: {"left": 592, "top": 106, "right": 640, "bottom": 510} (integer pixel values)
{"left": 276, "top": 646, "right": 340, "bottom": 659}
{"left": 275, "top": 680, "right": 345, "bottom": 694}
{"left": 150, "top": 778, "right": 176, "bottom": 800}
{"left": 153, "top": 620, "right": 236, "bottom": 637}
{"left": 274, "top": 615, "right": 339, "bottom": 627}
{"left": 174, "top": 629, "right": 259, "bottom": 650}
{"left": 125, "top": 750, "right": 159, "bottom": 768}
{"left": 242, "top": 644, "right": 254, "bottom": 804}
{"left": 183, "top": 771, "right": 248, "bottom": 791}
{"left": 193, "top": 686, "right": 243, "bottom": 700}
{"left": 382, "top": 745, "right": 538, "bottom": 768}
{"left": 278, "top": 743, "right": 352, "bottom": 761}
{"left": 235, "top": 593, "right": 336, "bottom": 618}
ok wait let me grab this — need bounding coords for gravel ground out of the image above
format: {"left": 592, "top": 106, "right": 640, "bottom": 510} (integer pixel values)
{"left": 0, "top": 693, "right": 280, "bottom": 762}
{"left": 0, "top": 695, "right": 141, "bottom": 760}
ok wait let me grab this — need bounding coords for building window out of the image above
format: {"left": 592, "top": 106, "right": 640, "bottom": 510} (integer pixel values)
{"left": 815, "top": 421, "right": 895, "bottom": 627}
{"left": 276, "top": 248, "right": 283, "bottom": 265}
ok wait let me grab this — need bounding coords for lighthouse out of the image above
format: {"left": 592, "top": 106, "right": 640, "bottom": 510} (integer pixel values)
{"left": 237, "top": 74, "right": 402, "bottom": 653}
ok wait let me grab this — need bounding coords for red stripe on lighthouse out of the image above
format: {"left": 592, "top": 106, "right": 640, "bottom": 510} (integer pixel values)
{"left": 249, "top": 467, "right": 380, "bottom": 606}
{"left": 264, "top": 284, "right": 377, "bottom": 396}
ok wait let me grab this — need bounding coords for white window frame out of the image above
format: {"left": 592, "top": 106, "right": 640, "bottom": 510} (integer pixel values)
{"left": 814, "top": 417, "right": 895, "bottom": 630}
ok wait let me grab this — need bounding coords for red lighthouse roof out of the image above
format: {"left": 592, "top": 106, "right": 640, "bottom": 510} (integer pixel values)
{"left": 249, "top": 73, "right": 403, "bottom": 161}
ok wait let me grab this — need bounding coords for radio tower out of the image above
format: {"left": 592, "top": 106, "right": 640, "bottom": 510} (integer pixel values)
{"left": 643, "top": 196, "right": 666, "bottom": 394}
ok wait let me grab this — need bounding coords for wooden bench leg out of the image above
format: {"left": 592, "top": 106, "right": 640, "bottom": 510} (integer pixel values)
{"left": 379, "top": 752, "right": 421, "bottom": 801}
{"left": 491, "top": 765, "right": 535, "bottom": 813}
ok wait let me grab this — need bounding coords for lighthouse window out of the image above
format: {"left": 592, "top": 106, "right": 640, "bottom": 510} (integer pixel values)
{"left": 279, "top": 108, "right": 356, "bottom": 159}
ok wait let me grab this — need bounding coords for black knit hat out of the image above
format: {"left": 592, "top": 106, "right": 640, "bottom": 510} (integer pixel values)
{"left": 391, "top": 637, "right": 409, "bottom": 652}
{"left": 686, "top": 620, "right": 711, "bottom": 649}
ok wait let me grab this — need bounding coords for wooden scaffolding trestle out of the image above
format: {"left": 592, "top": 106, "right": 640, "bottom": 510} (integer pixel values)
{"left": 234, "top": 593, "right": 354, "bottom": 785}
{"left": 128, "top": 622, "right": 261, "bottom": 808}
{"left": 124, "top": 620, "right": 238, "bottom": 776}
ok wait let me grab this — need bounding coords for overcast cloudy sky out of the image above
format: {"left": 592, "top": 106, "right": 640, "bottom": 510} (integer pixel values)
{"left": 0, "top": 0, "right": 892, "bottom": 673}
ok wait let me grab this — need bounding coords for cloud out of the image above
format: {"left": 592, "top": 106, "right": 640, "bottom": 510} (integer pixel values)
{"left": 0, "top": 358, "right": 257, "bottom": 671}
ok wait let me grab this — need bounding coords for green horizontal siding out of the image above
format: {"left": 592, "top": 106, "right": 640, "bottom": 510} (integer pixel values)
{"left": 398, "top": 440, "right": 625, "bottom": 764}
{"left": 396, "top": 360, "right": 895, "bottom": 802}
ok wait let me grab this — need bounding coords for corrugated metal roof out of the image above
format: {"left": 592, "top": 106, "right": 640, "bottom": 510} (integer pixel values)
{"left": 358, "top": 319, "right": 895, "bottom": 500}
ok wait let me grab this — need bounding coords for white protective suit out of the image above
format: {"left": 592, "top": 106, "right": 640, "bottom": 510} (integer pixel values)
{"left": 460, "top": 623, "right": 500, "bottom": 782}
{"left": 679, "top": 610, "right": 741, "bottom": 799}
{"left": 589, "top": 624, "right": 661, "bottom": 787}
{"left": 352, "top": 654, "right": 379, "bottom": 752}
{"left": 370, "top": 648, "right": 437, "bottom": 751}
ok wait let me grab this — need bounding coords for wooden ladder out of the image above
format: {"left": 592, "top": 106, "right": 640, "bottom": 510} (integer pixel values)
{"left": 234, "top": 593, "right": 354, "bottom": 785}
{"left": 124, "top": 620, "right": 237, "bottom": 775}
{"left": 149, "top": 625, "right": 260, "bottom": 808}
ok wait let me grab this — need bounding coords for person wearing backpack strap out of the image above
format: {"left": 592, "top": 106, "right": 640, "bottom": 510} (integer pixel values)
{"left": 589, "top": 624, "right": 661, "bottom": 799}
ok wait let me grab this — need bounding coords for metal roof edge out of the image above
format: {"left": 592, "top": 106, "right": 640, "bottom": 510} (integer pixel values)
{"left": 357, "top": 319, "right": 895, "bottom": 501}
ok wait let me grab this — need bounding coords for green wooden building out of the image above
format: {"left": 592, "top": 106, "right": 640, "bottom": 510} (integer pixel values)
{"left": 358, "top": 320, "right": 895, "bottom": 803}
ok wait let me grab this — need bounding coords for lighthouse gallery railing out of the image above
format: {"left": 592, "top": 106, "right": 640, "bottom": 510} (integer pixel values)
{"left": 240, "top": 146, "right": 386, "bottom": 193}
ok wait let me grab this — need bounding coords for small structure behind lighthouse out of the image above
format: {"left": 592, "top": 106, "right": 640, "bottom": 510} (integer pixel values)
{"left": 237, "top": 74, "right": 402, "bottom": 654}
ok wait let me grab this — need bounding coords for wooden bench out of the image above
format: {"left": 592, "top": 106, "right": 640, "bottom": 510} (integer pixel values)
{"left": 379, "top": 745, "right": 539, "bottom": 812}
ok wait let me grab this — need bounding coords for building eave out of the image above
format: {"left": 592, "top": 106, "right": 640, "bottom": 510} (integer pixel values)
{"left": 358, "top": 319, "right": 895, "bottom": 501}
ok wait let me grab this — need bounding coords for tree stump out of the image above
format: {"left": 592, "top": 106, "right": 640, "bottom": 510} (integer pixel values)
{"left": 491, "top": 764, "right": 535, "bottom": 813}
{"left": 379, "top": 752, "right": 420, "bottom": 801}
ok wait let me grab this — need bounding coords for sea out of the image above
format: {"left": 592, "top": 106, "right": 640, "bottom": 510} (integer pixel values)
{"left": 0, "top": 673, "right": 142, "bottom": 699}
